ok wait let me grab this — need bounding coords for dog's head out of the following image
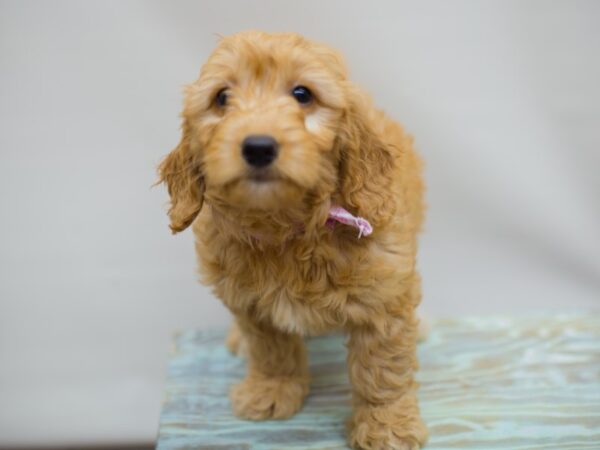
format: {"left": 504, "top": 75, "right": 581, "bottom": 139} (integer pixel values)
{"left": 159, "top": 31, "right": 394, "bottom": 234}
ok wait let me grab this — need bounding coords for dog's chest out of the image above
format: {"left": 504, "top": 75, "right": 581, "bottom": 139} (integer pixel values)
{"left": 258, "top": 252, "right": 352, "bottom": 335}
{"left": 207, "top": 239, "right": 369, "bottom": 335}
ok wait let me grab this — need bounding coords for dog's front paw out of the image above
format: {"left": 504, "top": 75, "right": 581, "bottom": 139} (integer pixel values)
{"left": 348, "top": 403, "right": 427, "bottom": 450}
{"left": 230, "top": 375, "right": 308, "bottom": 420}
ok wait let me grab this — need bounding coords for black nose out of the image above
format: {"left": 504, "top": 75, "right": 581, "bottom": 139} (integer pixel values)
{"left": 242, "top": 135, "right": 278, "bottom": 167}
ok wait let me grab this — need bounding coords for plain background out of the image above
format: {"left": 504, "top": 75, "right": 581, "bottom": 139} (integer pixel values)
{"left": 1, "top": 0, "right": 598, "bottom": 447}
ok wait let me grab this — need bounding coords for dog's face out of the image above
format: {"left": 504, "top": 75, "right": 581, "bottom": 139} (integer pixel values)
{"left": 160, "top": 31, "right": 393, "bottom": 233}
{"left": 191, "top": 32, "right": 349, "bottom": 212}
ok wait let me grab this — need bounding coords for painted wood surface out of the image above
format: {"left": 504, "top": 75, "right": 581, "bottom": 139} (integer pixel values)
{"left": 157, "top": 315, "right": 600, "bottom": 449}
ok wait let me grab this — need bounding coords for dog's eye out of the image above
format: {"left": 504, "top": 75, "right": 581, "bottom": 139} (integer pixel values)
{"left": 291, "top": 85, "right": 312, "bottom": 104}
{"left": 215, "top": 88, "right": 228, "bottom": 107}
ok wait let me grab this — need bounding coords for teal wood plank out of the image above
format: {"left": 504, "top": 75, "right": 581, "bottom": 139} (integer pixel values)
{"left": 157, "top": 315, "right": 600, "bottom": 449}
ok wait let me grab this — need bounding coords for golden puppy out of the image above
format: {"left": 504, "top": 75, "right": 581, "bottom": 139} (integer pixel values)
{"left": 159, "top": 30, "right": 427, "bottom": 450}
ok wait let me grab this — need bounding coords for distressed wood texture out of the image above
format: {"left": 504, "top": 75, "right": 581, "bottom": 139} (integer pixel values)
{"left": 157, "top": 315, "right": 600, "bottom": 449}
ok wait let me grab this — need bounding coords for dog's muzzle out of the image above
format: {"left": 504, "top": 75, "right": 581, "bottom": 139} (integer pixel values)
{"left": 242, "top": 135, "right": 279, "bottom": 167}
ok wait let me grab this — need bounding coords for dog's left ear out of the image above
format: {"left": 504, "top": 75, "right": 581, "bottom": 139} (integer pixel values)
{"left": 337, "top": 86, "right": 396, "bottom": 228}
{"left": 158, "top": 120, "right": 204, "bottom": 234}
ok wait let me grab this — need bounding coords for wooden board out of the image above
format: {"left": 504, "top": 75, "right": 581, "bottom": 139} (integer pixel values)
{"left": 157, "top": 315, "right": 600, "bottom": 449}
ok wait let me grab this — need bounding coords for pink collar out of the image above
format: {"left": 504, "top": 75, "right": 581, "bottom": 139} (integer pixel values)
{"left": 326, "top": 205, "right": 373, "bottom": 238}
{"left": 243, "top": 205, "right": 373, "bottom": 244}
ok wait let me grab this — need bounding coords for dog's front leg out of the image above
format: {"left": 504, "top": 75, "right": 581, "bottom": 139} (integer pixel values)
{"left": 346, "top": 288, "right": 428, "bottom": 449}
{"left": 229, "top": 314, "right": 309, "bottom": 420}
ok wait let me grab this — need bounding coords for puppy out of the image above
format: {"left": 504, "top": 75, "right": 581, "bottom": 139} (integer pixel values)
{"left": 159, "top": 31, "right": 427, "bottom": 450}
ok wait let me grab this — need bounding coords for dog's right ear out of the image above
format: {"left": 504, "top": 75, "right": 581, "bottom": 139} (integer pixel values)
{"left": 158, "top": 121, "right": 204, "bottom": 234}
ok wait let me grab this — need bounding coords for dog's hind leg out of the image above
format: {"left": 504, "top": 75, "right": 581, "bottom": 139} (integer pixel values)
{"left": 225, "top": 319, "right": 247, "bottom": 357}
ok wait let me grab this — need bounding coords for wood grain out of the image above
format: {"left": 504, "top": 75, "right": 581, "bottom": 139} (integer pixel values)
{"left": 157, "top": 315, "right": 600, "bottom": 449}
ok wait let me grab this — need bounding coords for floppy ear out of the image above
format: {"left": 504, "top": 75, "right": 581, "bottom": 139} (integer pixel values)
{"left": 158, "top": 121, "right": 204, "bottom": 233}
{"left": 337, "top": 88, "right": 396, "bottom": 228}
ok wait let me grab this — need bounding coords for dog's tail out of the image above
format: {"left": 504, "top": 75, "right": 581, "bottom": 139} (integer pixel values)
{"left": 417, "top": 311, "right": 430, "bottom": 342}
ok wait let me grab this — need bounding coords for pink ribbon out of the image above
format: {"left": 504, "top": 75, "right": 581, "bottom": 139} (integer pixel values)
{"left": 326, "top": 206, "right": 373, "bottom": 238}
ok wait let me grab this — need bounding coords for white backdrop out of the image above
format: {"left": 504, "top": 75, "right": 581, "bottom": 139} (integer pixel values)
{"left": 1, "top": 0, "right": 598, "bottom": 447}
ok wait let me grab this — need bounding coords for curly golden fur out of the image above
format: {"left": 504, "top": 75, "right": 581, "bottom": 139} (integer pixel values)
{"left": 159, "top": 31, "right": 427, "bottom": 449}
